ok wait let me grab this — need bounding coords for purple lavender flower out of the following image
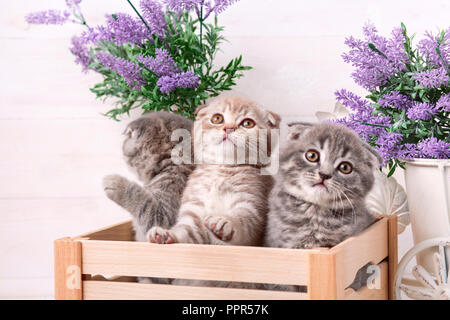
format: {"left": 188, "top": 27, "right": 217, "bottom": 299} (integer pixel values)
{"left": 417, "top": 137, "right": 450, "bottom": 159}
{"left": 81, "top": 13, "right": 150, "bottom": 46}
{"left": 164, "top": 0, "right": 202, "bottom": 14}
{"left": 378, "top": 91, "right": 412, "bottom": 110}
{"left": 105, "top": 13, "right": 150, "bottom": 45}
{"left": 136, "top": 49, "right": 178, "bottom": 76}
{"left": 339, "top": 23, "right": 449, "bottom": 165}
{"left": 436, "top": 93, "right": 450, "bottom": 112}
{"left": 375, "top": 132, "right": 403, "bottom": 164}
{"left": 157, "top": 71, "right": 199, "bottom": 93}
{"left": 70, "top": 36, "right": 93, "bottom": 73}
{"left": 398, "top": 144, "right": 421, "bottom": 160}
{"left": 417, "top": 28, "right": 450, "bottom": 68}
{"left": 65, "top": 0, "right": 82, "bottom": 11}
{"left": 96, "top": 52, "right": 145, "bottom": 90}
{"left": 406, "top": 102, "right": 439, "bottom": 120}
{"left": 335, "top": 89, "right": 370, "bottom": 112}
{"left": 80, "top": 27, "right": 100, "bottom": 44}
{"left": 140, "top": 0, "right": 167, "bottom": 37}
{"left": 25, "top": 10, "right": 71, "bottom": 25}
{"left": 342, "top": 23, "right": 408, "bottom": 90}
{"left": 65, "top": 0, "right": 86, "bottom": 23}
{"left": 334, "top": 89, "right": 391, "bottom": 142}
{"left": 205, "top": 0, "right": 239, "bottom": 16}
{"left": 164, "top": 0, "right": 239, "bottom": 19}
{"left": 413, "top": 68, "right": 449, "bottom": 88}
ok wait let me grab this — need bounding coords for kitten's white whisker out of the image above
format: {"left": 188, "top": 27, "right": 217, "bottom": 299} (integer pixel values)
{"left": 328, "top": 184, "right": 345, "bottom": 220}
{"left": 339, "top": 188, "right": 356, "bottom": 224}
{"left": 331, "top": 182, "right": 357, "bottom": 224}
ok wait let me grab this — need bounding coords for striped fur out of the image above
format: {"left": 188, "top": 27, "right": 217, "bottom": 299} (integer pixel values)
{"left": 147, "top": 97, "right": 279, "bottom": 288}
{"left": 148, "top": 97, "right": 280, "bottom": 248}
{"left": 265, "top": 122, "right": 379, "bottom": 291}
{"left": 103, "top": 112, "right": 194, "bottom": 284}
{"left": 103, "top": 111, "right": 194, "bottom": 242}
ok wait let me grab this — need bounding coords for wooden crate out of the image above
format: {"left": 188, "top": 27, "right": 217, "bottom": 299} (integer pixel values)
{"left": 54, "top": 216, "right": 397, "bottom": 300}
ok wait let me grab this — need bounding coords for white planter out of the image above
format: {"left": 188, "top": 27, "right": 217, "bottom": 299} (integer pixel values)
{"left": 404, "top": 159, "right": 450, "bottom": 272}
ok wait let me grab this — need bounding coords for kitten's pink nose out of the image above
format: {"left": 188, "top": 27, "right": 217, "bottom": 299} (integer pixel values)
{"left": 223, "top": 126, "right": 234, "bottom": 133}
{"left": 319, "top": 172, "right": 332, "bottom": 180}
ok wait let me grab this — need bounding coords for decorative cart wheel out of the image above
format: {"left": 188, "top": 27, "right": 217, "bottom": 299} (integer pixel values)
{"left": 395, "top": 237, "right": 450, "bottom": 300}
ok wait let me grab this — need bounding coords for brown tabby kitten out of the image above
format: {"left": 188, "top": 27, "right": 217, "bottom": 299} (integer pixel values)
{"left": 103, "top": 111, "right": 194, "bottom": 243}
{"left": 265, "top": 122, "right": 380, "bottom": 291}
{"left": 148, "top": 96, "right": 280, "bottom": 249}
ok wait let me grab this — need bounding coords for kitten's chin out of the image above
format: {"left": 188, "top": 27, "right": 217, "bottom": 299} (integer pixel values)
{"left": 284, "top": 182, "right": 334, "bottom": 207}
{"left": 194, "top": 140, "right": 251, "bottom": 165}
{"left": 304, "top": 187, "right": 333, "bottom": 206}
{"left": 195, "top": 146, "right": 237, "bottom": 165}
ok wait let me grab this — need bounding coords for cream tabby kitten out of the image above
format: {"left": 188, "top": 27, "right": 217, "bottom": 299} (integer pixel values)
{"left": 148, "top": 96, "right": 280, "bottom": 248}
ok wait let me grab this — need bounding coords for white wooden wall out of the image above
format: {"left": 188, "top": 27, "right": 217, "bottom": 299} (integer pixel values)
{"left": 1, "top": 0, "right": 447, "bottom": 299}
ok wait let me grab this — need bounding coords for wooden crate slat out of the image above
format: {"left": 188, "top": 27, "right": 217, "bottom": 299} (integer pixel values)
{"left": 307, "top": 250, "right": 337, "bottom": 299}
{"left": 80, "top": 240, "right": 312, "bottom": 286}
{"left": 331, "top": 218, "right": 389, "bottom": 296}
{"left": 387, "top": 215, "right": 398, "bottom": 300}
{"left": 76, "top": 220, "right": 134, "bottom": 241}
{"left": 83, "top": 280, "right": 307, "bottom": 300}
{"left": 54, "top": 237, "right": 83, "bottom": 300}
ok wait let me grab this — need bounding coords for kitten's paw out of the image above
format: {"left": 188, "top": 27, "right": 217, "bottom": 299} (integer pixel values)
{"left": 103, "top": 174, "right": 128, "bottom": 202}
{"left": 147, "top": 227, "right": 177, "bottom": 244}
{"left": 203, "top": 216, "right": 234, "bottom": 241}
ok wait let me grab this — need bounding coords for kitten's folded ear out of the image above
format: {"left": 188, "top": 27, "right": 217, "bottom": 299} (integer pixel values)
{"left": 266, "top": 110, "right": 281, "bottom": 128}
{"left": 287, "top": 122, "right": 313, "bottom": 140}
{"left": 361, "top": 141, "right": 383, "bottom": 168}
{"left": 123, "top": 118, "right": 145, "bottom": 139}
{"left": 194, "top": 104, "right": 208, "bottom": 117}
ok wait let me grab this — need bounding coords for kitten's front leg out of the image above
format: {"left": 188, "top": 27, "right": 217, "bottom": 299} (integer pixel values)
{"left": 148, "top": 226, "right": 177, "bottom": 244}
{"left": 204, "top": 208, "right": 264, "bottom": 246}
{"left": 148, "top": 209, "right": 210, "bottom": 244}
{"left": 103, "top": 174, "right": 130, "bottom": 204}
{"left": 203, "top": 215, "right": 234, "bottom": 241}
{"left": 103, "top": 174, "right": 172, "bottom": 227}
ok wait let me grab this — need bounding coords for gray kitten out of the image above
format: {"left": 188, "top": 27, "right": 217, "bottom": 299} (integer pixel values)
{"left": 265, "top": 122, "right": 380, "bottom": 291}
{"left": 103, "top": 111, "right": 194, "bottom": 243}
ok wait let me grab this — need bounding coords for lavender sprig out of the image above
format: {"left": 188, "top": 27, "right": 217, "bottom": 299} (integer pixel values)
{"left": 25, "top": 0, "right": 88, "bottom": 26}
{"left": 96, "top": 52, "right": 146, "bottom": 90}
{"left": 336, "top": 23, "right": 450, "bottom": 173}
{"left": 25, "top": 0, "right": 249, "bottom": 120}
{"left": 25, "top": 10, "right": 72, "bottom": 25}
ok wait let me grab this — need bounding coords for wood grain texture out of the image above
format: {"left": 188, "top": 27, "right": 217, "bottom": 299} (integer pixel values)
{"left": 387, "top": 215, "right": 398, "bottom": 300}
{"left": 76, "top": 220, "right": 134, "bottom": 241}
{"left": 54, "top": 237, "right": 82, "bottom": 300}
{"left": 307, "top": 249, "right": 336, "bottom": 299}
{"left": 331, "top": 218, "right": 389, "bottom": 297}
{"left": 80, "top": 240, "right": 312, "bottom": 286}
{"left": 83, "top": 280, "right": 307, "bottom": 300}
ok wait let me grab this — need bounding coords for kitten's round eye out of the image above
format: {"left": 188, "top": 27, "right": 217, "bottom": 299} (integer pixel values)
{"left": 211, "top": 113, "right": 224, "bottom": 124}
{"left": 305, "top": 150, "right": 320, "bottom": 163}
{"left": 241, "top": 119, "right": 255, "bottom": 128}
{"left": 338, "top": 162, "right": 353, "bottom": 174}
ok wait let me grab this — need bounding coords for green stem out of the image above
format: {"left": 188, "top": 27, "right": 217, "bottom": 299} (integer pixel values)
{"left": 199, "top": 5, "right": 204, "bottom": 47}
{"left": 361, "top": 122, "right": 389, "bottom": 128}
{"left": 368, "top": 43, "right": 388, "bottom": 59}
{"left": 73, "top": 12, "right": 90, "bottom": 28}
{"left": 126, "top": 0, "right": 151, "bottom": 32}
{"left": 436, "top": 45, "right": 450, "bottom": 76}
